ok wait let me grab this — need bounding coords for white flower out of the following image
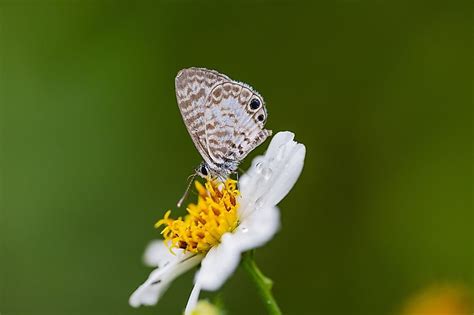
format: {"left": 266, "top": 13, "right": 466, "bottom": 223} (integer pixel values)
{"left": 129, "top": 131, "right": 306, "bottom": 314}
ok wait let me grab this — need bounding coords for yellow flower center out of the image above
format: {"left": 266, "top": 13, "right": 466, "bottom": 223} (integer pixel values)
{"left": 155, "top": 179, "right": 240, "bottom": 254}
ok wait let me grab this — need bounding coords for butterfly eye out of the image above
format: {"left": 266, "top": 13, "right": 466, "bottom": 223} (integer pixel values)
{"left": 250, "top": 99, "right": 260, "bottom": 110}
{"left": 200, "top": 165, "right": 208, "bottom": 176}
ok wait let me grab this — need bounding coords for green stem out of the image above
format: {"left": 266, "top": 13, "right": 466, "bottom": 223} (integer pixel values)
{"left": 241, "top": 251, "right": 282, "bottom": 315}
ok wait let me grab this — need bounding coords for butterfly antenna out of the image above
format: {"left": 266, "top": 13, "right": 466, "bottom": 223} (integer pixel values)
{"left": 177, "top": 173, "right": 196, "bottom": 208}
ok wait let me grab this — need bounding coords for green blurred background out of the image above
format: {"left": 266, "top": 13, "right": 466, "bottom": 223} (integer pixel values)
{"left": 1, "top": 1, "right": 472, "bottom": 314}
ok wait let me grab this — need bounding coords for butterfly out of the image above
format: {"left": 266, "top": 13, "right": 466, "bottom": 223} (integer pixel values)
{"left": 175, "top": 67, "right": 272, "bottom": 182}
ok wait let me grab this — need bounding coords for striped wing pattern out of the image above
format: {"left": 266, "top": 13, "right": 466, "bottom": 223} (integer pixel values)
{"left": 175, "top": 67, "right": 271, "bottom": 176}
{"left": 175, "top": 68, "right": 229, "bottom": 167}
{"left": 205, "top": 82, "right": 271, "bottom": 165}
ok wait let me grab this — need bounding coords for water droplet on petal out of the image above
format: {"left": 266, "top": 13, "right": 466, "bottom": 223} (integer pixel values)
{"left": 261, "top": 167, "right": 273, "bottom": 180}
{"left": 241, "top": 226, "right": 249, "bottom": 233}
{"left": 255, "top": 198, "right": 264, "bottom": 209}
{"left": 256, "top": 162, "right": 263, "bottom": 173}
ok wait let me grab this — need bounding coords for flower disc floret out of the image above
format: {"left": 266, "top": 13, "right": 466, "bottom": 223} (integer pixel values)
{"left": 156, "top": 179, "right": 240, "bottom": 254}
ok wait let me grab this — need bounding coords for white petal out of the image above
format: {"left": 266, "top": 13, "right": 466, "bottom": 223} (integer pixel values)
{"left": 184, "top": 282, "right": 201, "bottom": 315}
{"left": 129, "top": 254, "right": 203, "bottom": 308}
{"left": 239, "top": 131, "right": 306, "bottom": 218}
{"left": 194, "top": 206, "right": 279, "bottom": 291}
{"left": 264, "top": 141, "right": 306, "bottom": 207}
{"left": 263, "top": 130, "right": 297, "bottom": 159}
{"left": 194, "top": 233, "right": 241, "bottom": 291}
{"left": 143, "top": 240, "right": 184, "bottom": 268}
{"left": 231, "top": 205, "right": 280, "bottom": 252}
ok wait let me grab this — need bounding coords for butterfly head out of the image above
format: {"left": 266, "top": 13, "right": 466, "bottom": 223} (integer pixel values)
{"left": 195, "top": 161, "right": 235, "bottom": 182}
{"left": 196, "top": 162, "right": 211, "bottom": 179}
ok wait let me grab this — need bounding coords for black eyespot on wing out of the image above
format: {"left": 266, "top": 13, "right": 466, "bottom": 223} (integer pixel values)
{"left": 250, "top": 98, "right": 260, "bottom": 110}
{"left": 200, "top": 165, "right": 208, "bottom": 176}
{"left": 257, "top": 114, "right": 265, "bottom": 122}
